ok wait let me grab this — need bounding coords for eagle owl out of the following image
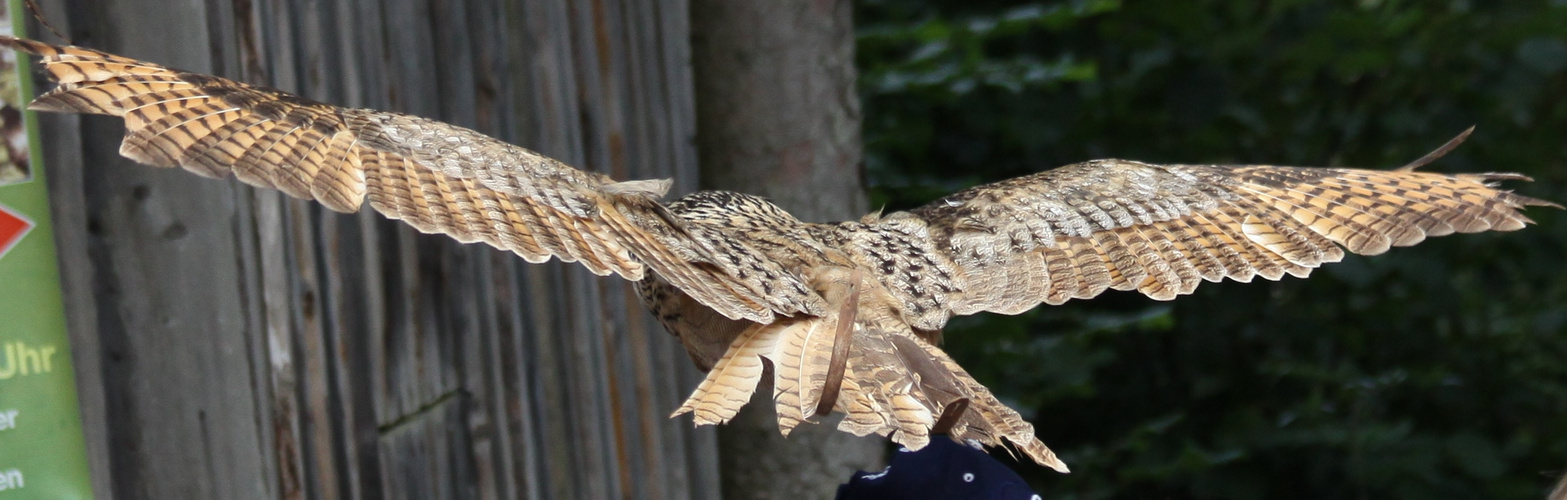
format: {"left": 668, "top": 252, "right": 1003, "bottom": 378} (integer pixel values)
{"left": 5, "top": 36, "right": 1553, "bottom": 473}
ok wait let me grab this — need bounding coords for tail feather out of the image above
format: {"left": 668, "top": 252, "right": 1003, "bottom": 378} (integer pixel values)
{"left": 675, "top": 312, "right": 1071, "bottom": 472}
{"left": 671, "top": 321, "right": 783, "bottom": 425}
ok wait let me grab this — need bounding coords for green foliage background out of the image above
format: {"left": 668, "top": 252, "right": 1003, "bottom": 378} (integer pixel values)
{"left": 856, "top": 1, "right": 1567, "bottom": 498}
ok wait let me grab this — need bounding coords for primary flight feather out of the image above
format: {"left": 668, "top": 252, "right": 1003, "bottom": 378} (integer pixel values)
{"left": 6, "top": 35, "right": 1554, "bottom": 473}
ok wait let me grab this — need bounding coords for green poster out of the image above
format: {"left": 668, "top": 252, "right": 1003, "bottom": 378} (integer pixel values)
{"left": 0, "top": 3, "right": 95, "bottom": 499}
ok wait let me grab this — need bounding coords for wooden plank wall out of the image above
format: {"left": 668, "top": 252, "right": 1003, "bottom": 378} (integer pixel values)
{"left": 32, "top": 0, "right": 718, "bottom": 498}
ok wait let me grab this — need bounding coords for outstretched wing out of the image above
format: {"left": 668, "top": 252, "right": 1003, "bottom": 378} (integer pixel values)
{"left": 731, "top": 145, "right": 1552, "bottom": 472}
{"left": 893, "top": 154, "right": 1555, "bottom": 323}
{"left": 3, "top": 36, "right": 823, "bottom": 322}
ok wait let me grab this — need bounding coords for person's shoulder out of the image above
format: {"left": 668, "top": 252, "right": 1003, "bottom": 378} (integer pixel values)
{"left": 835, "top": 437, "right": 1041, "bottom": 500}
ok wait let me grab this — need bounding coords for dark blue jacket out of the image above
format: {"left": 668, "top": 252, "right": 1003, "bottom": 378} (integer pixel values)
{"left": 835, "top": 437, "right": 1041, "bottom": 500}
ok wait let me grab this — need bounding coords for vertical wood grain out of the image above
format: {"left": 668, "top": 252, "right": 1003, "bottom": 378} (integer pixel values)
{"left": 38, "top": 0, "right": 720, "bottom": 497}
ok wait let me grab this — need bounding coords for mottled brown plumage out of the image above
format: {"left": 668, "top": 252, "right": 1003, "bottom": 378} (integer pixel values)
{"left": 8, "top": 36, "right": 1555, "bottom": 473}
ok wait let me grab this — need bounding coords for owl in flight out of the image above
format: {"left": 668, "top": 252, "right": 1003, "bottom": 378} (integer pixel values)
{"left": 6, "top": 36, "right": 1554, "bottom": 473}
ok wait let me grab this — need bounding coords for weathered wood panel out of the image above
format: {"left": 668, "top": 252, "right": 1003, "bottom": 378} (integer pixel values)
{"left": 34, "top": 0, "right": 718, "bottom": 498}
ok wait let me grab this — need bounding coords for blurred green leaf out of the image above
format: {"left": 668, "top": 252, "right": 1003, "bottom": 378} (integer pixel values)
{"left": 858, "top": 1, "right": 1567, "bottom": 499}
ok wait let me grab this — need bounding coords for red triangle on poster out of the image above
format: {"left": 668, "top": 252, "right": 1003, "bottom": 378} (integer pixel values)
{"left": 0, "top": 203, "right": 33, "bottom": 259}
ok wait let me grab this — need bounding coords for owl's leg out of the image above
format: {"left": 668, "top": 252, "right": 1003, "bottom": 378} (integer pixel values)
{"left": 817, "top": 267, "right": 863, "bottom": 417}
{"left": 931, "top": 397, "right": 969, "bottom": 436}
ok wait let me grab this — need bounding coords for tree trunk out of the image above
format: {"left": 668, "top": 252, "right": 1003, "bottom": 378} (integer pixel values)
{"left": 690, "top": 0, "right": 886, "bottom": 498}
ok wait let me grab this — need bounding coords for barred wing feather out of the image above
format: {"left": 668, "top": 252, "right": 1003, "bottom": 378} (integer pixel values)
{"left": 2, "top": 35, "right": 823, "bottom": 323}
